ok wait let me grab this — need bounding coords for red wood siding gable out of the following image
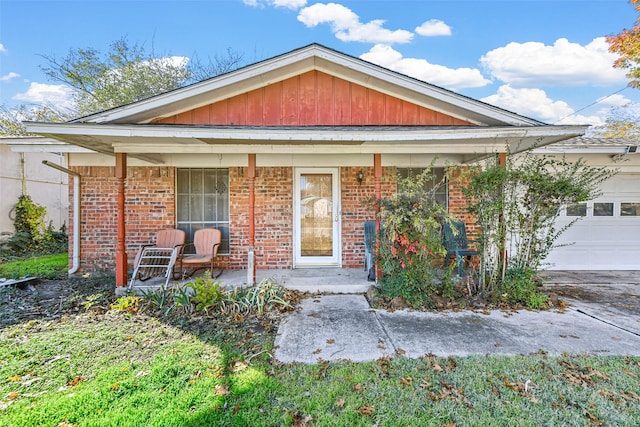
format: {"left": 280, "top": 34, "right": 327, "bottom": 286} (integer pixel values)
{"left": 154, "top": 71, "right": 474, "bottom": 127}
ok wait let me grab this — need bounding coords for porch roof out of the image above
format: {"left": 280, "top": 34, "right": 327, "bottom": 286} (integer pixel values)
{"left": 23, "top": 122, "right": 587, "bottom": 165}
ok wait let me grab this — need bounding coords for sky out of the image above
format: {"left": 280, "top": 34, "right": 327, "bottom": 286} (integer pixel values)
{"left": 0, "top": 0, "right": 638, "bottom": 130}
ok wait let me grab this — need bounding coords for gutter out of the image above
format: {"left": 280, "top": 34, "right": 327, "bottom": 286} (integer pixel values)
{"left": 42, "top": 161, "right": 81, "bottom": 275}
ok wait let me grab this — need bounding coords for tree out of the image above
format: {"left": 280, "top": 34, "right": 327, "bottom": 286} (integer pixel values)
{"left": 607, "top": 0, "right": 640, "bottom": 88}
{"left": 39, "top": 37, "right": 245, "bottom": 117}
{"left": 592, "top": 104, "right": 640, "bottom": 138}
{"left": 0, "top": 104, "right": 67, "bottom": 136}
{"left": 0, "top": 37, "right": 246, "bottom": 136}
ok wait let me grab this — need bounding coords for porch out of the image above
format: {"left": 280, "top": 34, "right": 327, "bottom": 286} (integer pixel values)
{"left": 124, "top": 268, "right": 372, "bottom": 296}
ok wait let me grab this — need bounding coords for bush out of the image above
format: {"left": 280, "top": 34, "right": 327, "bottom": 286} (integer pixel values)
{"left": 499, "top": 266, "right": 548, "bottom": 309}
{"left": 460, "top": 148, "right": 616, "bottom": 294}
{"left": 1, "top": 195, "right": 68, "bottom": 257}
{"left": 366, "top": 166, "right": 453, "bottom": 308}
{"left": 191, "top": 271, "right": 225, "bottom": 313}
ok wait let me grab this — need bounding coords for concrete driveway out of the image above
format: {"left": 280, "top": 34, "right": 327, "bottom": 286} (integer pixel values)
{"left": 274, "top": 271, "right": 640, "bottom": 364}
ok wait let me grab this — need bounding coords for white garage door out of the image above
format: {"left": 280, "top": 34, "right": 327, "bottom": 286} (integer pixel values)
{"left": 543, "top": 174, "right": 640, "bottom": 270}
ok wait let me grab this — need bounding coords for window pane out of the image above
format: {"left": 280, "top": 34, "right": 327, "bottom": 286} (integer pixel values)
{"left": 204, "top": 195, "right": 215, "bottom": 220}
{"left": 177, "top": 169, "right": 190, "bottom": 193}
{"left": 593, "top": 202, "right": 613, "bottom": 217}
{"left": 204, "top": 170, "right": 217, "bottom": 194}
{"left": 566, "top": 203, "right": 586, "bottom": 217}
{"left": 191, "top": 170, "right": 203, "bottom": 193}
{"left": 190, "top": 195, "right": 204, "bottom": 221}
{"left": 621, "top": 202, "right": 640, "bottom": 216}
{"left": 177, "top": 195, "right": 189, "bottom": 219}
{"left": 217, "top": 194, "right": 229, "bottom": 219}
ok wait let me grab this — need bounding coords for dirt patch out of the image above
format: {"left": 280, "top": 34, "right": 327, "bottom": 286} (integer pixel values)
{"left": 0, "top": 277, "right": 116, "bottom": 327}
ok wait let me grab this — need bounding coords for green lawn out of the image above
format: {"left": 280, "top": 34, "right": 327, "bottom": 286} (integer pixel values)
{"left": 1, "top": 289, "right": 638, "bottom": 427}
{"left": 0, "top": 253, "right": 68, "bottom": 280}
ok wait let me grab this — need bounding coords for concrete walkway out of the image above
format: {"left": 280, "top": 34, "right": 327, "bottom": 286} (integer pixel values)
{"left": 274, "top": 271, "right": 640, "bottom": 363}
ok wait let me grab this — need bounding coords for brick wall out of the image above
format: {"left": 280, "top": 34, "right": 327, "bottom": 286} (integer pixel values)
{"left": 228, "top": 166, "right": 293, "bottom": 270}
{"left": 69, "top": 166, "right": 176, "bottom": 273}
{"left": 70, "top": 164, "right": 473, "bottom": 274}
{"left": 340, "top": 166, "right": 397, "bottom": 268}
{"left": 447, "top": 166, "right": 478, "bottom": 236}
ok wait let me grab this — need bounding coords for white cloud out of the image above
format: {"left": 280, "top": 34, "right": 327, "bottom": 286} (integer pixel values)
{"left": 480, "top": 37, "right": 627, "bottom": 87}
{"left": 0, "top": 43, "right": 6, "bottom": 53}
{"left": 298, "top": 3, "right": 413, "bottom": 44}
{"left": 481, "top": 85, "right": 603, "bottom": 125}
{"left": 273, "top": 0, "right": 306, "bottom": 9}
{"left": 360, "top": 44, "right": 490, "bottom": 90}
{"left": 1, "top": 72, "right": 20, "bottom": 82}
{"left": 13, "top": 82, "right": 76, "bottom": 110}
{"left": 415, "top": 19, "right": 451, "bottom": 37}
{"left": 597, "top": 93, "right": 632, "bottom": 108}
{"left": 244, "top": 0, "right": 306, "bottom": 9}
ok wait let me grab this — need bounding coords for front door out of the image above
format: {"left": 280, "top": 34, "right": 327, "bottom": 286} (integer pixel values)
{"left": 294, "top": 168, "right": 341, "bottom": 267}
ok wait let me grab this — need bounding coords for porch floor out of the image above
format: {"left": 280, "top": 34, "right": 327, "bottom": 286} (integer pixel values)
{"left": 125, "top": 268, "right": 372, "bottom": 295}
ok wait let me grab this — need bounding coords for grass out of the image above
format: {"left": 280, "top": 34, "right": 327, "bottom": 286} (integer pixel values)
{"left": 0, "top": 253, "right": 68, "bottom": 280}
{"left": 1, "top": 295, "right": 639, "bottom": 426}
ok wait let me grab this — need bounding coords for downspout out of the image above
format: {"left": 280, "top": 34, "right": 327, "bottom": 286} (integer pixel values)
{"left": 42, "top": 160, "right": 81, "bottom": 275}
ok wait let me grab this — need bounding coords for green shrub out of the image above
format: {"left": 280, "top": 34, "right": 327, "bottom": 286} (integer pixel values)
{"left": 1, "top": 195, "right": 68, "bottom": 257}
{"left": 191, "top": 271, "right": 225, "bottom": 313}
{"left": 110, "top": 295, "right": 141, "bottom": 313}
{"left": 499, "top": 267, "right": 548, "bottom": 309}
{"left": 244, "top": 279, "right": 289, "bottom": 315}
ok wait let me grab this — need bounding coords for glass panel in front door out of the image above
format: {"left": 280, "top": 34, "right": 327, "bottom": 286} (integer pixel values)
{"left": 300, "top": 173, "right": 333, "bottom": 257}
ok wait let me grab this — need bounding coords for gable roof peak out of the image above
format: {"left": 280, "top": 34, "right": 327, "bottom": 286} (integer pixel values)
{"left": 75, "top": 43, "right": 549, "bottom": 128}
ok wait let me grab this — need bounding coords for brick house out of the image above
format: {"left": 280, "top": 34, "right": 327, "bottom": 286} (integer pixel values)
{"left": 24, "top": 44, "right": 586, "bottom": 286}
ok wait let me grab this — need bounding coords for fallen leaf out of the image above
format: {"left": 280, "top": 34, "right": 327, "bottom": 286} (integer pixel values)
{"left": 215, "top": 384, "right": 229, "bottom": 396}
{"left": 312, "top": 349, "right": 322, "bottom": 354}
{"left": 7, "top": 375, "right": 20, "bottom": 382}
{"left": 67, "top": 376, "right": 85, "bottom": 387}
{"left": 291, "top": 412, "right": 313, "bottom": 426}
{"left": 7, "top": 391, "right": 19, "bottom": 400}
{"left": 326, "top": 339, "right": 335, "bottom": 344}
{"left": 400, "top": 377, "right": 413, "bottom": 386}
{"left": 335, "top": 398, "right": 345, "bottom": 407}
{"left": 358, "top": 404, "right": 375, "bottom": 415}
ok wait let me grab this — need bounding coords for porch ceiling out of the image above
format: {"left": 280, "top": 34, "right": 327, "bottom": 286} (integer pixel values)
{"left": 25, "top": 121, "right": 588, "bottom": 165}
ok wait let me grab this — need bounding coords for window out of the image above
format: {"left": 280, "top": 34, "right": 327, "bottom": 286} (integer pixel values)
{"left": 397, "top": 167, "right": 447, "bottom": 206}
{"left": 621, "top": 202, "right": 640, "bottom": 217}
{"left": 593, "top": 202, "right": 614, "bottom": 217}
{"left": 176, "top": 168, "right": 230, "bottom": 253}
{"left": 566, "top": 203, "right": 587, "bottom": 217}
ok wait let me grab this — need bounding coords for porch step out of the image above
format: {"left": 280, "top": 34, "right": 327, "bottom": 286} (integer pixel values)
{"left": 219, "top": 268, "right": 372, "bottom": 294}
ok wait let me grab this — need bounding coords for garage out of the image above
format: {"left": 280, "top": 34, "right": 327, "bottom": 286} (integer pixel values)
{"left": 543, "top": 172, "right": 640, "bottom": 270}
